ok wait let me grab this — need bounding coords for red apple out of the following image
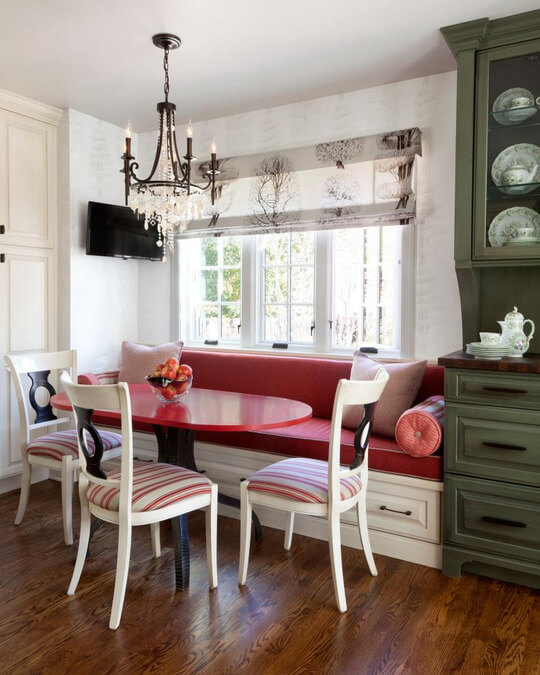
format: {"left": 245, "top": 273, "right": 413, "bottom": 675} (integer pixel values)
{"left": 166, "top": 357, "right": 179, "bottom": 368}
{"left": 175, "top": 380, "right": 190, "bottom": 395}
{"left": 156, "top": 363, "right": 166, "bottom": 371}
{"left": 177, "top": 364, "right": 192, "bottom": 379}
{"left": 163, "top": 367, "right": 176, "bottom": 380}
{"left": 162, "top": 384, "right": 176, "bottom": 400}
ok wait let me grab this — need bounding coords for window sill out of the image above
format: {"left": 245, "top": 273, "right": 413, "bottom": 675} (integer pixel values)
{"left": 182, "top": 342, "right": 409, "bottom": 363}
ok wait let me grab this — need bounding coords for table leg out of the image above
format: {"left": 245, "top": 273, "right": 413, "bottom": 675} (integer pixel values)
{"left": 152, "top": 425, "right": 263, "bottom": 590}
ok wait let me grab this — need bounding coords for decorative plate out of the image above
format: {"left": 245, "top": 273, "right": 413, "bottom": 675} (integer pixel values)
{"left": 492, "top": 88, "right": 537, "bottom": 126}
{"left": 491, "top": 143, "right": 540, "bottom": 193}
{"left": 488, "top": 207, "right": 540, "bottom": 248}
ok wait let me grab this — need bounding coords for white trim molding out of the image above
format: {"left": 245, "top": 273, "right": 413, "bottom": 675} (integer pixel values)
{"left": 133, "top": 432, "right": 443, "bottom": 569}
{"left": 0, "top": 88, "right": 63, "bottom": 126}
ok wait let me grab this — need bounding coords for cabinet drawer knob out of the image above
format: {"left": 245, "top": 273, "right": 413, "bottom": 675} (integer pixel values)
{"left": 481, "top": 441, "right": 527, "bottom": 452}
{"left": 481, "top": 386, "right": 528, "bottom": 395}
{"left": 0, "top": 253, "right": 4, "bottom": 263}
{"left": 379, "top": 505, "right": 412, "bottom": 516}
{"left": 481, "top": 515, "right": 527, "bottom": 528}
{"left": 0, "top": 225, "right": 4, "bottom": 234}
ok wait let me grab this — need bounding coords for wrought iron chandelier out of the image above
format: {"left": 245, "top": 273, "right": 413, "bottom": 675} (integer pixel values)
{"left": 121, "top": 33, "right": 219, "bottom": 261}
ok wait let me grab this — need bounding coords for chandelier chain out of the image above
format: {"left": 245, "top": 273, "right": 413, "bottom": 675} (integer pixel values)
{"left": 163, "top": 49, "right": 170, "bottom": 101}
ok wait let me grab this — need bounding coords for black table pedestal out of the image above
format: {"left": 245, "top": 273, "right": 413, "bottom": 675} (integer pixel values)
{"left": 153, "top": 424, "right": 262, "bottom": 591}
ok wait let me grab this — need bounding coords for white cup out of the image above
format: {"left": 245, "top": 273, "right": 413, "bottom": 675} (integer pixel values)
{"left": 480, "top": 332, "right": 501, "bottom": 345}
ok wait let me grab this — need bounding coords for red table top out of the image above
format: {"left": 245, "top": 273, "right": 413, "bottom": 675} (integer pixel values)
{"left": 51, "top": 384, "right": 312, "bottom": 433}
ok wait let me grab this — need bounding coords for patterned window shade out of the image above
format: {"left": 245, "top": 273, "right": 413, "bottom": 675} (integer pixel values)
{"left": 179, "top": 127, "right": 421, "bottom": 239}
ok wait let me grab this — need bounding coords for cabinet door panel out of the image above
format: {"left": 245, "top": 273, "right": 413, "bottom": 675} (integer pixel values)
{"left": 0, "top": 111, "right": 55, "bottom": 248}
{"left": 0, "top": 246, "right": 55, "bottom": 477}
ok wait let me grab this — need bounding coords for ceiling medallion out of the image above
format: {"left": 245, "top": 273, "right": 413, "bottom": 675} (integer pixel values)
{"left": 121, "top": 33, "right": 219, "bottom": 262}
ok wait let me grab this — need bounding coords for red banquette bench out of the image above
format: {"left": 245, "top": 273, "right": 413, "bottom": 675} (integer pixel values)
{"left": 82, "top": 350, "right": 444, "bottom": 482}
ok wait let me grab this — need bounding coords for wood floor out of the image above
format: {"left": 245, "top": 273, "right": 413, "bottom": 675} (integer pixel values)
{"left": 1, "top": 480, "right": 538, "bottom": 675}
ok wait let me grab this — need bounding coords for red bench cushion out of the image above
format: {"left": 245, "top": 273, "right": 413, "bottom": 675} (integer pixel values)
{"left": 197, "top": 416, "right": 442, "bottom": 481}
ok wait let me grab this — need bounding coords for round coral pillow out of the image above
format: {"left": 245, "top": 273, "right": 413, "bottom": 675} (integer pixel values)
{"left": 395, "top": 395, "right": 445, "bottom": 457}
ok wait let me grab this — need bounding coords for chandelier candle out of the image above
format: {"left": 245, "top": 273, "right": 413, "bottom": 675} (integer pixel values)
{"left": 120, "top": 33, "right": 220, "bottom": 260}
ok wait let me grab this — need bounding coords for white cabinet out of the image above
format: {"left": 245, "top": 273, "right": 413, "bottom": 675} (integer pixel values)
{"left": 0, "top": 110, "right": 57, "bottom": 248}
{"left": 0, "top": 91, "right": 60, "bottom": 482}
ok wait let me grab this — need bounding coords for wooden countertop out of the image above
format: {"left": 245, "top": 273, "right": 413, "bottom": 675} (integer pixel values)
{"left": 438, "top": 350, "right": 540, "bottom": 374}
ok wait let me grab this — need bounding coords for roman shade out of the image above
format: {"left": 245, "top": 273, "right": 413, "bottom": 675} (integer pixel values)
{"left": 180, "top": 127, "right": 421, "bottom": 239}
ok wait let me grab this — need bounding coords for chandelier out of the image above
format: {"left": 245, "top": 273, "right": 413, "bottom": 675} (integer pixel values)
{"left": 121, "top": 33, "right": 219, "bottom": 262}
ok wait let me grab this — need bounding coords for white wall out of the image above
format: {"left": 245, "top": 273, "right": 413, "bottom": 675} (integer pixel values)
{"left": 138, "top": 71, "right": 461, "bottom": 361}
{"left": 58, "top": 109, "right": 140, "bottom": 373}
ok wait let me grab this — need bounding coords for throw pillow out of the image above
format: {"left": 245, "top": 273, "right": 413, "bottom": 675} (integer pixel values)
{"left": 117, "top": 340, "right": 184, "bottom": 384}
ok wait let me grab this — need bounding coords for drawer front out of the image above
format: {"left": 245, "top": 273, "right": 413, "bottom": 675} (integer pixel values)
{"left": 367, "top": 477, "right": 441, "bottom": 543}
{"left": 446, "top": 403, "right": 540, "bottom": 487}
{"left": 445, "top": 475, "right": 540, "bottom": 562}
{"left": 445, "top": 369, "right": 540, "bottom": 410}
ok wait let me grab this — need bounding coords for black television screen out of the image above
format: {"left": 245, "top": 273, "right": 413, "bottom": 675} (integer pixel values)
{"left": 86, "top": 201, "right": 161, "bottom": 261}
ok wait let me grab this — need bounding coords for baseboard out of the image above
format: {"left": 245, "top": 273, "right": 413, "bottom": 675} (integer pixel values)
{"left": 0, "top": 467, "right": 49, "bottom": 496}
{"left": 133, "top": 432, "right": 443, "bottom": 569}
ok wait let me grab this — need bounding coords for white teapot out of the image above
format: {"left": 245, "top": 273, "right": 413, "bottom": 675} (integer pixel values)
{"left": 498, "top": 306, "right": 535, "bottom": 357}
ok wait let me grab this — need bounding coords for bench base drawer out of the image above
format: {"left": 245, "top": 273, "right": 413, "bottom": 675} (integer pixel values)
{"left": 445, "top": 475, "right": 540, "bottom": 562}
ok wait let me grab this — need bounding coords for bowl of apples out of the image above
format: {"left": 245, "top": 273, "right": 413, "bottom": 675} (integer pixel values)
{"left": 146, "top": 358, "right": 193, "bottom": 403}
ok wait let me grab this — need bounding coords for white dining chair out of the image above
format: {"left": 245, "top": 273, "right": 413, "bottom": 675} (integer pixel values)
{"left": 61, "top": 372, "right": 218, "bottom": 630}
{"left": 4, "top": 350, "right": 122, "bottom": 546}
{"left": 238, "top": 369, "right": 389, "bottom": 612}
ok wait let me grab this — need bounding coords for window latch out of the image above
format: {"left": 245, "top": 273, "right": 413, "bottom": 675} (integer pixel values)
{"left": 310, "top": 322, "right": 315, "bottom": 336}
{"left": 328, "top": 319, "right": 333, "bottom": 329}
{"left": 237, "top": 323, "right": 242, "bottom": 334}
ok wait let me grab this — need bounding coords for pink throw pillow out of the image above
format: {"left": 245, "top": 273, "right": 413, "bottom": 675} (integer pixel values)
{"left": 117, "top": 341, "right": 183, "bottom": 384}
{"left": 395, "top": 395, "right": 445, "bottom": 456}
{"left": 342, "top": 353, "right": 427, "bottom": 437}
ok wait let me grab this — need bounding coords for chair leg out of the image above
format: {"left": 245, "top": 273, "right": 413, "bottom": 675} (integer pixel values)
{"left": 357, "top": 493, "right": 377, "bottom": 576}
{"left": 328, "top": 510, "right": 347, "bottom": 612}
{"left": 109, "top": 519, "right": 132, "bottom": 630}
{"left": 61, "top": 458, "right": 74, "bottom": 546}
{"left": 206, "top": 485, "right": 218, "bottom": 589}
{"left": 67, "top": 477, "right": 91, "bottom": 595}
{"left": 284, "top": 511, "right": 294, "bottom": 551}
{"left": 238, "top": 481, "right": 252, "bottom": 586}
{"left": 150, "top": 523, "right": 161, "bottom": 558}
{"left": 15, "top": 463, "right": 32, "bottom": 525}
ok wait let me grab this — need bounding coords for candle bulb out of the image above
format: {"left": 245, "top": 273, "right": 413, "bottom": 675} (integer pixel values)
{"left": 186, "top": 118, "right": 193, "bottom": 139}
{"left": 186, "top": 118, "right": 193, "bottom": 158}
{"left": 124, "top": 121, "right": 132, "bottom": 155}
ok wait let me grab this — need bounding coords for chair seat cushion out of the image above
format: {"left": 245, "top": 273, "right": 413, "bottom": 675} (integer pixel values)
{"left": 197, "top": 417, "right": 443, "bottom": 481}
{"left": 87, "top": 461, "right": 212, "bottom": 512}
{"left": 27, "top": 429, "right": 121, "bottom": 462}
{"left": 247, "top": 458, "right": 362, "bottom": 504}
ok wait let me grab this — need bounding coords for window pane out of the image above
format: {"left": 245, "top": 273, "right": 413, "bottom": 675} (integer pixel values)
{"left": 291, "top": 266, "right": 314, "bottom": 303}
{"left": 291, "top": 305, "right": 313, "bottom": 343}
{"left": 363, "top": 228, "right": 379, "bottom": 266}
{"left": 264, "top": 304, "right": 287, "bottom": 342}
{"left": 381, "top": 227, "right": 398, "bottom": 263}
{"left": 264, "top": 234, "right": 288, "bottom": 264}
{"left": 200, "top": 302, "right": 218, "bottom": 339}
{"left": 221, "top": 303, "right": 240, "bottom": 339}
{"left": 363, "top": 266, "right": 378, "bottom": 306}
{"left": 334, "top": 313, "right": 359, "bottom": 348}
{"left": 363, "top": 306, "right": 377, "bottom": 344}
{"left": 265, "top": 267, "right": 288, "bottom": 303}
{"left": 201, "top": 270, "right": 218, "bottom": 301}
{"left": 201, "top": 238, "right": 218, "bottom": 266}
{"left": 290, "top": 231, "right": 314, "bottom": 264}
{"left": 223, "top": 237, "right": 241, "bottom": 266}
{"left": 222, "top": 269, "right": 241, "bottom": 302}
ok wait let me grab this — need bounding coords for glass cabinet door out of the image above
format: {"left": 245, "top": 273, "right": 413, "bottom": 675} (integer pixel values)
{"left": 474, "top": 39, "right": 540, "bottom": 259}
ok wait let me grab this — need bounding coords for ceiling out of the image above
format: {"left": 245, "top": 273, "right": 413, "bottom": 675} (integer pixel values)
{"left": 0, "top": 0, "right": 538, "bottom": 131}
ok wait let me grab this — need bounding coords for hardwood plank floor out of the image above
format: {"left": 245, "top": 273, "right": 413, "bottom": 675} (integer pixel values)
{"left": 0, "top": 480, "right": 538, "bottom": 674}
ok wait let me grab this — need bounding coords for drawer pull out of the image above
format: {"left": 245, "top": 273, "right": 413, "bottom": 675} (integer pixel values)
{"left": 379, "top": 505, "right": 412, "bottom": 516}
{"left": 481, "top": 386, "right": 528, "bottom": 395}
{"left": 481, "top": 441, "right": 527, "bottom": 452}
{"left": 481, "top": 516, "right": 527, "bottom": 528}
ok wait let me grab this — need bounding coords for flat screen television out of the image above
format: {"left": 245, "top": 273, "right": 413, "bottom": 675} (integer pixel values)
{"left": 86, "top": 201, "right": 161, "bottom": 261}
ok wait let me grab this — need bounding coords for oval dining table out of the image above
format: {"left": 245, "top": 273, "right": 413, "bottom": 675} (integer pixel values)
{"left": 51, "top": 384, "right": 312, "bottom": 591}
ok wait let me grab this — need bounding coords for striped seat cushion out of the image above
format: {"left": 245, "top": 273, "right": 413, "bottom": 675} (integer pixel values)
{"left": 247, "top": 458, "right": 362, "bottom": 504}
{"left": 27, "top": 429, "right": 121, "bottom": 462}
{"left": 87, "top": 461, "right": 212, "bottom": 512}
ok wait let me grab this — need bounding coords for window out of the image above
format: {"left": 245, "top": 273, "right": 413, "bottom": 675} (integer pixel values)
{"left": 192, "top": 237, "right": 241, "bottom": 342}
{"left": 178, "top": 225, "right": 408, "bottom": 355}
{"left": 260, "top": 232, "right": 315, "bottom": 345}
{"left": 332, "top": 227, "right": 401, "bottom": 352}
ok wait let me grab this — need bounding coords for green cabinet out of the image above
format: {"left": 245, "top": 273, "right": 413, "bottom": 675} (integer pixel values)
{"left": 441, "top": 10, "right": 540, "bottom": 347}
